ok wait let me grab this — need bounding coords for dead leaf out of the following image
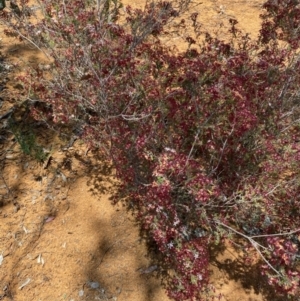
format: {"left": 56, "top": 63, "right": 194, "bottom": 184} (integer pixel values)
{"left": 44, "top": 216, "right": 55, "bottom": 223}
{"left": 19, "top": 278, "right": 31, "bottom": 290}
{"left": 43, "top": 155, "right": 52, "bottom": 169}
{"left": 139, "top": 265, "right": 158, "bottom": 274}
{"left": 23, "top": 226, "right": 29, "bottom": 234}
{"left": 37, "top": 254, "right": 44, "bottom": 265}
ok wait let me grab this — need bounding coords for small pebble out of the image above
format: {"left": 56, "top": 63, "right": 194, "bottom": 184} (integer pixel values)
{"left": 87, "top": 281, "right": 100, "bottom": 289}
{"left": 78, "top": 290, "right": 84, "bottom": 297}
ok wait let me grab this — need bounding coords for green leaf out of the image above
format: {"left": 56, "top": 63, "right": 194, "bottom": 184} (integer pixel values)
{"left": 191, "top": 275, "right": 198, "bottom": 285}
{"left": 156, "top": 176, "right": 165, "bottom": 184}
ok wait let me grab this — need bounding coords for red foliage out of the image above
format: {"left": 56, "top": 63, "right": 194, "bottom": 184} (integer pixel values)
{"left": 2, "top": 0, "right": 300, "bottom": 299}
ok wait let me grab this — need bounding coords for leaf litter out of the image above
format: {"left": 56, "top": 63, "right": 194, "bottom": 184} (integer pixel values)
{"left": 18, "top": 278, "right": 31, "bottom": 290}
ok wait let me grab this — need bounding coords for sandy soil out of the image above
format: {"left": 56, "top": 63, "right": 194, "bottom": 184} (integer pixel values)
{"left": 0, "top": 1, "right": 288, "bottom": 301}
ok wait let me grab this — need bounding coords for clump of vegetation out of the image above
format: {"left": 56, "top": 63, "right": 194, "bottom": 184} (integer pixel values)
{"left": 8, "top": 116, "right": 48, "bottom": 162}
{"left": 1, "top": 0, "right": 300, "bottom": 300}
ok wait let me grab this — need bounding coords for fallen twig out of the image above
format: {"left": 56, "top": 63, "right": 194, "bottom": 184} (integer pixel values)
{"left": 0, "top": 108, "right": 14, "bottom": 121}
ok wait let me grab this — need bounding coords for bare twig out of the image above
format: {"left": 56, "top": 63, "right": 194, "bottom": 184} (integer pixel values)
{"left": 0, "top": 108, "right": 14, "bottom": 121}
{"left": 215, "top": 220, "right": 283, "bottom": 276}
{"left": 0, "top": 173, "right": 11, "bottom": 194}
{"left": 250, "top": 228, "right": 300, "bottom": 239}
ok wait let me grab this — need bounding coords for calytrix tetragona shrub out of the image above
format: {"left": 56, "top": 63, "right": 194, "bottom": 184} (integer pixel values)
{"left": 2, "top": 0, "right": 300, "bottom": 299}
